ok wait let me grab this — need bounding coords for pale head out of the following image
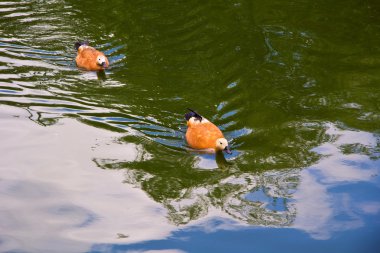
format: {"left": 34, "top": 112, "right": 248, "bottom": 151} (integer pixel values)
{"left": 215, "top": 138, "right": 232, "bottom": 154}
{"left": 96, "top": 55, "right": 107, "bottom": 68}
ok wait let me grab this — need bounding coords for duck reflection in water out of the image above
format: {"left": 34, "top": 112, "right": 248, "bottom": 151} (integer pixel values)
{"left": 187, "top": 148, "right": 235, "bottom": 170}
{"left": 96, "top": 70, "right": 107, "bottom": 81}
{"left": 215, "top": 150, "right": 234, "bottom": 170}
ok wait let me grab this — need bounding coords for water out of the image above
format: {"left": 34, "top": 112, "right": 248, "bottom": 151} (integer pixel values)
{"left": 0, "top": 0, "right": 379, "bottom": 252}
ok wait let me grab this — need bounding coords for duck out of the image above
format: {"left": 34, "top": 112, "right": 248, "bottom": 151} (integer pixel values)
{"left": 185, "top": 108, "right": 232, "bottom": 154}
{"left": 75, "top": 41, "right": 109, "bottom": 71}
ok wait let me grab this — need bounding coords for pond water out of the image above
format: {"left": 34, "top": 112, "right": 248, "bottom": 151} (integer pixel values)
{"left": 0, "top": 0, "right": 380, "bottom": 252}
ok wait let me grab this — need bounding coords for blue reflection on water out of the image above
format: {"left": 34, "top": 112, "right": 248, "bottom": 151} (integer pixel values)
{"left": 0, "top": 89, "right": 18, "bottom": 94}
{"left": 245, "top": 187, "right": 288, "bottom": 212}
{"left": 91, "top": 222, "right": 380, "bottom": 253}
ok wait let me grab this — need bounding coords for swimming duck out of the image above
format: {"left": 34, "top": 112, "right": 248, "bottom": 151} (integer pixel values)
{"left": 185, "top": 108, "right": 232, "bottom": 154}
{"left": 75, "top": 41, "right": 109, "bottom": 71}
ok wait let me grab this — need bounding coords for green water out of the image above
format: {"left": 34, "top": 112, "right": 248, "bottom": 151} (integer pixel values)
{"left": 0, "top": 1, "right": 379, "bottom": 252}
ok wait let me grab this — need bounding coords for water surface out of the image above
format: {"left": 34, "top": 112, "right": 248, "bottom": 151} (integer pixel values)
{"left": 0, "top": 1, "right": 379, "bottom": 252}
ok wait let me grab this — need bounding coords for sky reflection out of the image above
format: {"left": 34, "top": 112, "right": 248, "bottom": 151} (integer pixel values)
{"left": 293, "top": 123, "right": 380, "bottom": 240}
{"left": 0, "top": 105, "right": 379, "bottom": 252}
{"left": 0, "top": 105, "right": 174, "bottom": 253}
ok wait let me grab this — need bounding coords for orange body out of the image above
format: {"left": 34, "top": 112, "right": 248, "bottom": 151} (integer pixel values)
{"left": 75, "top": 46, "right": 109, "bottom": 71}
{"left": 186, "top": 120, "right": 224, "bottom": 150}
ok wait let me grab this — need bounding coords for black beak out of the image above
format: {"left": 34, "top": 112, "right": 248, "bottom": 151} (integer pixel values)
{"left": 101, "top": 62, "right": 107, "bottom": 68}
{"left": 224, "top": 146, "right": 232, "bottom": 154}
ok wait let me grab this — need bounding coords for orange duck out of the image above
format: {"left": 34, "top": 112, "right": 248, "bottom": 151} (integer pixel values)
{"left": 185, "top": 108, "right": 232, "bottom": 154}
{"left": 75, "top": 41, "right": 109, "bottom": 71}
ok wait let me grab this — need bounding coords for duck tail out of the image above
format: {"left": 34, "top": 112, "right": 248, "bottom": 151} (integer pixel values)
{"left": 185, "top": 108, "right": 202, "bottom": 121}
{"left": 74, "top": 41, "right": 89, "bottom": 50}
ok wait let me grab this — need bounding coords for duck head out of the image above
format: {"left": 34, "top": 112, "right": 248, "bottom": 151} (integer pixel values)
{"left": 216, "top": 138, "right": 232, "bottom": 154}
{"left": 96, "top": 55, "right": 108, "bottom": 68}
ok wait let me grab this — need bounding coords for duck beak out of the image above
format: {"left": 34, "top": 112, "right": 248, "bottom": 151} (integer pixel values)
{"left": 224, "top": 146, "right": 232, "bottom": 154}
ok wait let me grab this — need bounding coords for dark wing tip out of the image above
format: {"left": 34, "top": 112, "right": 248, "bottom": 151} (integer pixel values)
{"left": 185, "top": 108, "right": 203, "bottom": 121}
{"left": 74, "top": 41, "right": 89, "bottom": 50}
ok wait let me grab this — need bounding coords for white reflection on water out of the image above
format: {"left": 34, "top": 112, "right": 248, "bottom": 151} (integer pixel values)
{"left": 1, "top": 105, "right": 379, "bottom": 252}
{"left": 155, "top": 122, "right": 379, "bottom": 240}
{"left": 0, "top": 105, "right": 174, "bottom": 253}
{"left": 293, "top": 123, "right": 380, "bottom": 239}
{"left": 0, "top": 55, "right": 66, "bottom": 70}
{"left": 125, "top": 250, "right": 186, "bottom": 253}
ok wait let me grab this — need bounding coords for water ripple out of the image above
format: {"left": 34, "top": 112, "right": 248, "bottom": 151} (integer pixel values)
{"left": 1, "top": 0, "right": 377, "bottom": 168}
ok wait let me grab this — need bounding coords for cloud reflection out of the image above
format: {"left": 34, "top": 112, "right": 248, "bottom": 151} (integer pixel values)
{"left": 293, "top": 123, "right": 379, "bottom": 239}
{"left": 1, "top": 105, "right": 379, "bottom": 252}
{"left": 0, "top": 105, "right": 173, "bottom": 253}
